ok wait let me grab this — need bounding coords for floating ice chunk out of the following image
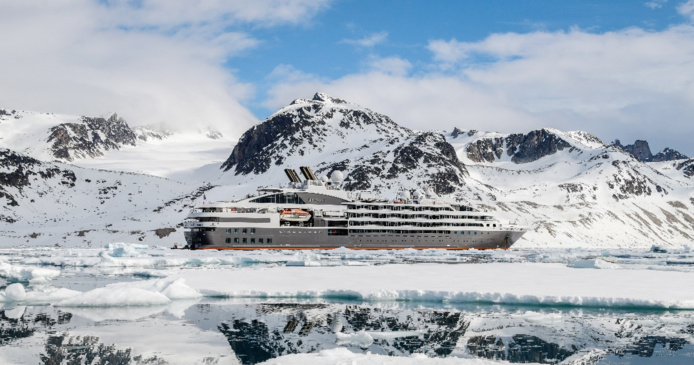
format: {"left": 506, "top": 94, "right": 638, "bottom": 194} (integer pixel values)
{"left": 25, "top": 287, "right": 82, "bottom": 304}
{"left": 57, "top": 277, "right": 202, "bottom": 308}
{"left": 286, "top": 260, "right": 322, "bottom": 266}
{"left": 57, "top": 287, "right": 171, "bottom": 307}
{"left": 259, "top": 347, "right": 496, "bottom": 364}
{"left": 160, "top": 278, "right": 203, "bottom": 300}
{"left": 4, "top": 305, "right": 25, "bottom": 319}
{"left": 0, "top": 262, "right": 60, "bottom": 285}
{"left": 567, "top": 259, "right": 621, "bottom": 269}
{"left": 67, "top": 306, "right": 168, "bottom": 322}
{"left": 4, "top": 283, "right": 26, "bottom": 301}
{"left": 100, "top": 242, "right": 149, "bottom": 258}
{"left": 335, "top": 330, "right": 374, "bottom": 347}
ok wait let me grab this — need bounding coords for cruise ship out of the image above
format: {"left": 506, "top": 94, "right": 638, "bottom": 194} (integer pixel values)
{"left": 183, "top": 167, "right": 527, "bottom": 250}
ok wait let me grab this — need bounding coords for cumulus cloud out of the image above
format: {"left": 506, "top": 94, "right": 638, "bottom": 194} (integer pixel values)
{"left": 678, "top": 0, "right": 694, "bottom": 21}
{"left": 366, "top": 56, "right": 412, "bottom": 76}
{"left": 267, "top": 26, "right": 694, "bottom": 155}
{"left": 341, "top": 32, "right": 389, "bottom": 47}
{"left": 0, "top": 0, "right": 330, "bottom": 138}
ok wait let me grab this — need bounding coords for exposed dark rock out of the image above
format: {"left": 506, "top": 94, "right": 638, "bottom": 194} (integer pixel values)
{"left": 465, "top": 129, "right": 573, "bottom": 163}
{"left": 652, "top": 148, "right": 688, "bottom": 162}
{"left": 153, "top": 228, "right": 176, "bottom": 238}
{"left": 47, "top": 113, "right": 137, "bottom": 161}
{"left": 612, "top": 140, "right": 688, "bottom": 162}
{"left": 221, "top": 93, "right": 466, "bottom": 194}
{"left": 506, "top": 129, "right": 573, "bottom": 163}
{"left": 466, "top": 137, "right": 504, "bottom": 163}
{"left": 450, "top": 127, "right": 464, "bottom": 139}
{"left": 0, "top": 148, "right": 76, "bottom": 210}
{"left": 677, "top": 159, "right": 694, "bottom": 178}
{"left": 607, "top": 160, "right": 666, "bottom": 200}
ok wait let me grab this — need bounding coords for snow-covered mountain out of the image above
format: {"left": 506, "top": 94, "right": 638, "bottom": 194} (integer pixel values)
{"left": 2, "top": 94, "right": 694, "bottom": 248}
{"left": 216, "top": 94, "right": 694, "bottom": 248}
{"left": 448, "top": 128, "right": 694, "bottom": 247}
{"left": 0, "top": 107, "right": 235, "bottom": 179}
{"left": 221, "top": 92, "right": 467, "bottom": 195}
{"left": 0, "top": 147, "right": 209, "bottom": 247}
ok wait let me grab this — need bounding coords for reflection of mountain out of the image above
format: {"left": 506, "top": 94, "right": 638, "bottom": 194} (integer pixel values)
{"left": 217, "top": 303, "right": 469, "bottom": 364}
{"left": 0, "top": 308, "right": 72, "bottom": 346}
{"left": 211, "top": 303, "right": 694, "bottom": 365}
{"left": 468, "top": 334, "right": 575, "bottom": 363}
{"left": 0, "top": 307, "right": 175, "bottom": 364}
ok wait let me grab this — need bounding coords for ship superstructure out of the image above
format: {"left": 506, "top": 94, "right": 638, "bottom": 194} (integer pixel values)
{"left": 183, "top": 167, "right": 526, "bottom": 249}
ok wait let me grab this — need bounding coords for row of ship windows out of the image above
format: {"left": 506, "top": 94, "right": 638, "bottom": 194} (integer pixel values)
{"left": 226, "top": 237, "right": 273, "bottom": 244}
{"left": 347, "top": 205, "right": 455, "bottom": 212}
{"left": 348, "top": 214, "right": 490, "bottom": 220}
{"left": 348, "top": 229, "right": 484, "bottom": 235}
{"left": 226, "top": 228, "right": 255, "bottom": 234}
{"left": 349, "top": 222, "right": 495, "bottom": 228}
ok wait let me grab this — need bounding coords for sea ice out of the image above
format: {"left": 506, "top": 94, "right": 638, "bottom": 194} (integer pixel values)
{"left": 3, "top": 283, "right": 26, "bottom": 301}
{"left": 99, "top": 242, "right": 149, "bottom": 257}
{"left": 175, "top": 262, "right": 694, "bottom": 309}
{"left": 0, "top": 261, "right": 60, "bottom": 285}
{"left": 567, "top": 258, "right": 621, "bottom": 269}
{"left": 257, "top": 347, "right": 502, "bottom": 364}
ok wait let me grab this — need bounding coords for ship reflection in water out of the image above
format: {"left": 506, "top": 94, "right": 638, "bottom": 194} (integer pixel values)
{"left": 1, "top": 302, "right": 693, "bottom": 364}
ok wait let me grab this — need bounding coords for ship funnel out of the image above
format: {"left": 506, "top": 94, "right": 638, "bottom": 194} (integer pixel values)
{"left": 284, "top": 168, "right": 302, "bottom": 183}
{"left": 300, "top": 166, "right": 318, "bottom": 181}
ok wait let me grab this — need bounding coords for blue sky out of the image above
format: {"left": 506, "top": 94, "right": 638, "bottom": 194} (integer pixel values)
{"left": 2, "top": 0, "right": 694, "bottom": 156}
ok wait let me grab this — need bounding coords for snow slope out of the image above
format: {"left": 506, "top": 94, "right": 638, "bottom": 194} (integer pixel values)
{"left": 3, "top": 94, "right": 694, "bottom": 249}
{"left": 448, "top": 129, "right": 694, "bottom": 248}
{"left": 0, "top": 108, "right": 236, "bottom": 180}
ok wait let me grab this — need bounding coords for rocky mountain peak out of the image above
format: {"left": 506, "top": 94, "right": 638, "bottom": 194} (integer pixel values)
{"left": 612, "top": 139, "right": 688, "bottom": 162}
{"left": 459, "top": 128, "right": 575, "bottom": 164}
{"left": 220, "top": 93, "right": 467, "bottom": 194}
{"left": 312, "top": 92, "right": 347, "bottom": 104}
{"left": 47, "top": 113, "right": 137, "bottom": 161}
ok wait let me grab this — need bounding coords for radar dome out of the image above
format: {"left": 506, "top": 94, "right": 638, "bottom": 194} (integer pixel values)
{"left": 413, "top": 191, "right": 422, "bottom": 199}
{"left": 330, "top": 170, "right": 344, "bottom": 183}
{"left": 320, "top": 175, "right": 329, "bottom": 183}
{"left": 402, "top": 191, "right": 411, "bottom": 199}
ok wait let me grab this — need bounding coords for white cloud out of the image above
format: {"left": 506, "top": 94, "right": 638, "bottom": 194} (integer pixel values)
{"left": 100, "top": 0, "right": 332, "bottom": 29}
{"left": 341, "top": 32, "right": 388, "bottom": 47}
{"left": 0, "top": 0, "right": 331, "bottom": 138}
{"left": 366, "top": 56, "right": 412, "bottom": 76}
{"left": 645, "top": 0, "right": 668, "bottom": 9}
{"left": 267, "top": 26, "right": 694, "bottom": 155}
{"left": 678, "top": 0, "right": 694, "bottom": 21}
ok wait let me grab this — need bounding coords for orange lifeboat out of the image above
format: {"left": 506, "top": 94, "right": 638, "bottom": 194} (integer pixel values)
{"left": 280, "top": 208, "right": 311, "bottom": 222}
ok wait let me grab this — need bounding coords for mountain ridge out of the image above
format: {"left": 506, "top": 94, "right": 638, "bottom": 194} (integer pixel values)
{"left": 2, "top": 95, "right": 694, "bottom": 248}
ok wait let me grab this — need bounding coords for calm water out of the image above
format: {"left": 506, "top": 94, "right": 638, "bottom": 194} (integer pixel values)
{"left": 1, "top": 246, "right": 693, "bottom": 364}
{"left": 1, "top": 298, "right": 693, "bottom": 364}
